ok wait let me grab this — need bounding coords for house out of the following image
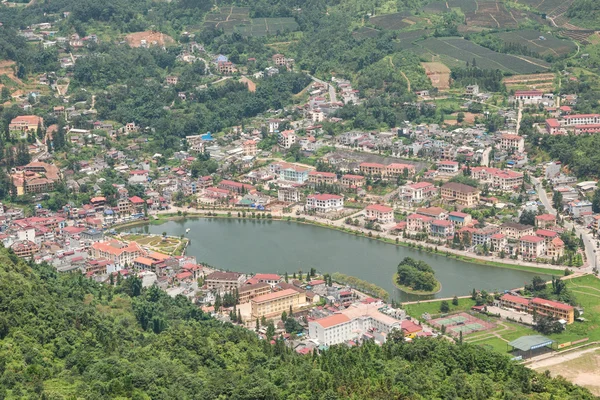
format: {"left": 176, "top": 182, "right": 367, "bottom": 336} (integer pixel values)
{"left": 165, "top": 76, "right": 179, "bottom": 85}
{"left": 535, "top": 214, "right": 556, "bottom": 229}
{"left": 218, "top": 61, "right": 235, "bottom": 74}
{"left": 545, "top": 118, "right": 561, "bottom": 134}
{"left": 546, "top": 237, "right": 565, "bottom": 259}
{"left": 400, "top": 182, "right": 437, "bottom": 203}
{"left": 340, "top": 174, "right": 365, "bottom": 188}
{"left": 9, "top": 115, "right": 44, "bottom": 139}
{"left": 568, "top": 200, "right": 593, "bottom": 218}
{"left": 465, "top": 85, "right": 479, "bottom": 96}
{"left": 448, "top": 211, "right": 472, "bottom": 228}
{"left": 359, "top": 162, "right": 386, "bottom": 176}
{"left": 499, "top": 134, "right": 525, "bottom": 153}
{"left": 514, "top": 90, "right": 543, "bottom": 104}
{"left": 278, "top": 130, "right": 297, "bottom": 149}
{"left": 243, "top": 140, "right": 258, "bottom": 156}
{"left": 440, "top": 182, "right": 479, "bottom": 206}
{"left": 308, "top": 171, "right": 337, "bottom": 185}
{"left": 245, "top": 273, "right": 282, "bottom": 286}
{"left": 501, "top": 222, "right": 535, "bottom": 239}
{"left": 278, "top": 187, "right": 299, "bottom": 203}
{"left": 128, "top": 170, "right": 149, "bottom": 185}
{"left": 251, "top": 289, "right": 306, "bottom": 319}
{"left": 205, "top": 271, "right": 245, "bottom": 292}
{"left": 437, "top": 161, "right": 460, "bottom": 174}
{"left": 472, "top": 226, "right": 500, "bottom": 246}
{"left": 272, "top": 53, "right": 286, "bottom": 66}
{"left": 364, "top": 204, "right": 394, "bottom": 224}
{"left": 519, "top": 235, "right": 546, "bottom": 259}
{"left": 306, "top": 194, "right": 344, "bottom": 213}
{"left": 430, "top": 219, "right": 454, "bottom": 238}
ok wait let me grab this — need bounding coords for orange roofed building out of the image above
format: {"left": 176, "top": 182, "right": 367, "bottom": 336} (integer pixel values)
{"left": 91, "top": 240, "right": 144, "bottom": 266}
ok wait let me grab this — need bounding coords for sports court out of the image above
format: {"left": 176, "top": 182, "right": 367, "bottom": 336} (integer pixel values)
{"left": 430, "top": 312, "right": 494, "bottom": 336}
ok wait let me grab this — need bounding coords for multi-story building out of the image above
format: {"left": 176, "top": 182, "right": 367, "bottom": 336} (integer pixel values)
{"left": 340, "top": 174, "right": 365, "bottom": 188}
{"left": 238, "top": 283, "right": 272, "bottom": 304}
{"left": 306, "top": 194, "right": 344, "bottom": 213}
{"left": 490, "top": 233, "right": 507, "bottom": 252}
{"left": 91, "top": 240, "right": 144, "bottom": 266}
{"left": 440, "top": 182, "right": 479, "bottom": 206}
{"left": 218, "top": 61, "right": 235, "bottom": 74}
{"left": 535, "top": 214, "right": 557, "bottom": 229}
{"left": 278, "top": 130, "right": 297, "bottom": 149}
{"left": 519, "top": 235, "right": 546, "bottom": 259}
{"left": 545, "top": 118, "right": 561, "bottom": 134}
{"left": 308, "top": 171, "right": 337, "bottom": 185}
{"left": 251, "top": 288, "right": 306, "bottom": 319}
{"left": 218, "top": 180, "right": 256, "bottom": 194}
{"left": 437, "top": 161, "right": 460, "bottom": 174}
{"left": 9, "top": 115, "right": 44, "bottom": 139}
{"left": 472, "top": 226, "right": 500, "bottom": 246}
{"left": 271, "top": 162, "right": 310, "bottom": 183}
{"left": 500, "top": 294, "right": 574, "bottom": 324}
{"left": 560, "top": 114, "right": 600, "bottom": 126}
{"left": 567, "top": 200, "right": 593, "bottom": 218}
{"left": 514, "top": 90, "right": 543, "bottom": 104}
{"left": 385, "top": 163, "right": 416, "bottom": 178}
{"left": 359, "top": 162, "right": 386, "bottom": 176}
{"left": 278, "top": 187, "right": 299, "bottom": 203}
{"left": 205, "top": 271, "right": 245, "bottom": 292}
{"left": 400, "top": 182, "right": 437, "bottom": 203}
{"left": 406, "top": 213, "right": 433, "bottom": 233}
{"left": 448, "top": 211, "right": 472, "bottom": 228}
{"left": 430, "top": 219, "right": 454, "bottom": 238}
{"left": 364, "top": 204, "right": 394, "bottom": 224}
{"left": 469, "top": 167, "right": 523, "bottom": 192}
{"left": 416, "top": 206, "right": 447, "bottom": 220}
{"left": 500, "top": 222, "right": 535, "bottom": 240}
{"left": 546, "top": 236, "right": 565, "bottom": 259}
{"left": 308, "top": 314, "right": 352, "bottom": 346}
{"left": 243, "top": 140, "right": 258, "bottom": 156}
{"left": 499, "top": 134, "right": 525, "bottom": 153}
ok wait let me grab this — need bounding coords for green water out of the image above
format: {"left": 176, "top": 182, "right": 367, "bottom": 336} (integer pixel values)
{"left": 129, "top": 218, "right": 551, "bottom": 301}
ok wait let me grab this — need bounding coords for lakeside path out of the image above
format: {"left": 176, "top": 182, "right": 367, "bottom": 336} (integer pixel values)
{"left": 146, "top": 207, "right": 577, "bottom": 275}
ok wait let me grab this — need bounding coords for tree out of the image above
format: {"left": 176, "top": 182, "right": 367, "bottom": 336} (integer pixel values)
{"left": 281, "top": 311, "right": 287, "bottom": 322}
{"left": 440, "top": 300, "right": 450, "bottom": 313}
{"left": 519, "top": 210, "right": 537, "bottom": 226}
{"left": 452, "top": 296, "right": 459, "bottom": 306}
{"left": 553, "top": 190, "right": 563, "bottom": 213}
{"left": 471, "top": 288, "right": 477, "bottom": 300}
{"left": 266, "top": 321, "right": 275, "bottom": 339}
{"left": 284, "top": 272, "right": 289, "bottom": 283}
{"left": 256, "top": 318, "right": 260, "bottom": 331}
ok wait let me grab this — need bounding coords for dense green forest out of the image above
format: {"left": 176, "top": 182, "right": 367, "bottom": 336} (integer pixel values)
{"left": 396, "top": 257, "right": 439, "bottom": 292}
{"left": 0, "top": 247, "right": 594, "bottom": 399}
{"left": 532, "top": 132, "right": 600, "bottom": 179}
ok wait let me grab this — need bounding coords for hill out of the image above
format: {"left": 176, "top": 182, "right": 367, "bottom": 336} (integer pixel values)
{"left": 0, "top": 247, "right": 594, "bottom": 399}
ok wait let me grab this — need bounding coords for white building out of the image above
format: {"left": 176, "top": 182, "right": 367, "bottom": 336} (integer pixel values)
{"left": 278, "top": 130, "right": 297, "bottom": 149}
{"left": 306, "top": 194, "right": 344, "bottom": 213}
{"left": 278, "top": 187, "right": 299, "bottom": 203}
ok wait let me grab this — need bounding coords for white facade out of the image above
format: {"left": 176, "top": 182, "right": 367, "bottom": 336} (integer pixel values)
{"left": 306, "top": 194, "right": 344, "bottom": 213}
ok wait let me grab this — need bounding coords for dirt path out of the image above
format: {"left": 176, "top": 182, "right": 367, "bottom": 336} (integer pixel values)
{"left": 489, "top": 14, "right": 500, "bottom": 28}
{"left": 528, "top": 345, "right": 600, "bottom": 369}
{"left": 388, "top": 56, "right": 411, "bottom": 92}
{"left": 513, "top": 55, "right": 550, "bottom": 69}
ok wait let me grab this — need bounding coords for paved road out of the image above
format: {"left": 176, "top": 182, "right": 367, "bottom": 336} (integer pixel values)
{"left": 310, "top": 76, "right": 337, "bottom": 103}
{"left": 532, "top": 176, "right": 597, "bottom": 271}
{"left": 481, "top": 147, "right": 491, "bottom": 167}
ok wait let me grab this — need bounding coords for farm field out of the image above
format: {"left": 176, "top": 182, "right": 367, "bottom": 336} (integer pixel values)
{"left": 492, "top": 30, "right": 577, "bottom": 57}
{"left": 352, "top": 26, "right": 380, "bottom": 40}
{"left": 422, "top": 61, "right": 451, "bottom": 90}
{"left": 392, "top": 29, "right": 431, "bottom": 49}
{"left": 503, "top": 73, "right": 556, "bottom": 91}
{"left": 369, "top": 12, "right": 412, "bottom": 30}
{"left": 418, "top": 37, "right": 551, "bottom": 74}
{"left": 514, "top": 0, "right": 571, "bottom": 18}
{"left": 203, "top": 7, "right": 298, "bottom": 36}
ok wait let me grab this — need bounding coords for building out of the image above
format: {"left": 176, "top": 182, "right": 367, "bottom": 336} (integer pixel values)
{"left": 205, "top": 271, "right": 245, "bottom": 292}
{"left": 271, "top": 162, "right": 310, "bottom": 184}
{"left": 568, "top": 200, "right": 593, "bottom": 218}
{"left": 9, "top": 115, "right": 44, "bottom": 139}
{"left": 514, "top": 90, "right": 543, "bottom": 104}
{"left": 437, "top": 161, "right": 460, "bottom": 174}
{"left": 218, "top": 61, "right": 235, "bottom": 74}
{"left": 465, "top": 84, "right": 479, "bottom": 96}
{"left": 416, "top": 206, "right": 447, "bottom": 220}
{"left": 341, "top": 174, "right": 365, "bottom": 188}
{"left": 560, "top": 114, "right": 600, "bottom": 126}
{"left": 165, "top": 76, "right": 179, "bottom": 85}
{"left": 501, "top": 222, "right": 535, "bottom": 240}
{"left": 243, "top": 140, "right": 258, "bottom": 156}
{"left": 278, "top": 187, "right": 299, "bottom": 203}
{"left": 469, "top": 167, "right": 523, "bottom": 192}
{"left": 430, "top": 219, "right": 454, "bottom": 239}
{"left": 91, "top": 240, "right": 143, "bottom": 266}
{"left": 308, "top": 314, "right": 352, "bottom": 346}
{"left": 278, "top": 130, "right": 297, "bottom": 149}
{"left": 365, "top": 204, "right": 394, "bottom": 224}
{"left": 545, "top": 118, "right": 561, "bottom": 135}
{"left": 519, "top": 235, "right": 546, "bottom": 259}
{"left": 499, "top": 134, "right": 525, "bottom": 153}
{"left": 385, "top": 163, "right": 416, "bottom": 178}
{"left": 400, "top": 182, "right": 437, "bottom": 203}
{"left": 251, "top": 288, "right": 305, "bottom": 319}
{"left": 407, "top": 213, "right": 433, "bottom": 233}
{"left": 440, "top": 182, "right": 479, "bottom": 206}
{"left": 218, "top": 180, "right": 255, "bottom": 194}
{"left": 238, "top": 283, "right": 272, "bottom": 304}
{"left": 546, "top": 237, "right": 565, "bottom": 259}
{"left": 448, "top": 211, "right": 472, "bottom": 228}
{"left": 306, "top": 194, "right": 344, "bottom": 213}
{"left": 308, "top": 171, "right": 337, "bottom": 185}
{"left": 501, "top": 294, "right": 574, "bottom": 324}
{"left": 535, "top": 214, "right": 556, "bottom": 229}
{"left": 272, "top": 53, "right": 286, "bottom": 66}
{"left": 359, "top": 162, "right": 386, "bottom": 176}
{"left": 490, "top": 233, "right": 507, "bottom": 252}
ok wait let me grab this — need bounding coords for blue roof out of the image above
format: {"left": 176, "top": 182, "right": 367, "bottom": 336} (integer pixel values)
{"left": 104, "top": 209, "right": 114, "bottom": 214}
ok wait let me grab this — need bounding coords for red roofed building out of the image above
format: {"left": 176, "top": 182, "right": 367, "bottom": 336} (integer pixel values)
{"left": 218, "top": 180, "right": 255, "bottom": 194}
{"left": 547, "top": 236, "right": 565, "bottom": 259}
{"left": 92, "top": 240, "right": 143, "bottom": 266}
{"left": 407, "top": 213, "right": 433, "bottom": 233}
{"left": 514, "top": 90, "right": 543, "bottom": 104}
{"left": 535, "top": 214, "right": 556, "bottom": 229}
{"left": 469, "top": 167, "right": 523, "bottom": 191}
{"left": 9, "top": 115, "right": 44, "bottom": 139}
{"left": 500, "top": 293, "right": 531, "bottom": 311}
{"left": 535, "top": 229, "right": 559, "bottom": 244}
{"left": 519, "top": 235, "right": 546, "bottom": 259}
{"left": 400, "top": 181, "right": 437, "bottom": 203}
{"left": 365, "top": 204, "right": 394, "bottom": 224}
{"left": 574, "top": 124, "right": 600, "bottom": 135}
{"left": 499, "top": 134, "right": 525, "bottom": 153}
{"left": 430, "top": 219, "right": 454, "bottom": 238}
{"left": 401, "top": 320, "right": 422, "bottom": 337}
{"left": 545, "top": 118, "right": 561, "bottom": 134}
{"left": 251, "top": 288, "right": 306, "bottom": 319}
{"left": 306, "top": 194, "right": 344, "bottom": 213}
{"left": 129, "top": 196, "right": 145, "bottom": 213}
{"left": 308, "top": 170, "right": 337, "bottom": 185}
{"left": 340, "top": 174, "right": 365, "bottom": 188}
{"left": 308, "top": 314, "right": 352, "bottom": 345}
{"left": 359, "top": 162, "right": 386, "bottom": 176}
{"left": 244, "top": 273, "right": 282, "bottom": 286}
{"left": 531, "top": 297, "right": 574, "bottom": 323}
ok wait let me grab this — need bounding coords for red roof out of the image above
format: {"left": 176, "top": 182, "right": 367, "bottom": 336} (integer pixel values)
{"left": 308, "top": 194, "right": 343, "bottom": 201}
{"left": 359, "top": 162, "right": 385, "bottom": 168}
{"left": 520, "top": 235, "right": 545, "bottom": 243}
{"left": 366, "top": 204, "right": 393, "bottom": 213}
{"left": 401, "top": 320, "right": 422, "bottom": 334}
{"left": 309, "top": 171, "right": 336, "bottom": 178}
{"left": 175, "top": 271, "right": 193, "bottom": 280}
{"left": 432, "top": 219, "right": 452, "bottom": 227}
{"left": 536, "top": 229, "right": 558, "bottom": 238}
{"left": 129, "top": 196, "right": 145, "bottom": 204}
{"left": 408, "top": 181, "right": 434, "bottom": 189}
{"left": 563, "top": 114, "right": 600, "bottom": 119}
{"left": 342, "top": 174, "right": 364, "bottom": 180}
{"left": 531, "top": 297, "right": 573, "bottom": 312}
{"left": 515, "top": 90, "right": 543, "bottom": 96}
{"left": 536, "top": 214, "right": 556, "bottom": 221}
{"left": 449, "top": 211, "right": 469, "bottom": 218}
{"left": 501, "top": 293, "right": 530, "bottom": 306}
{"left": 313, "top": 313, "right": 350, "bottom": 328}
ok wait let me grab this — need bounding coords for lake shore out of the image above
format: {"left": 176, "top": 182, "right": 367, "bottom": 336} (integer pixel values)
{"left": 114, "top": 210, "right": 564, "bottom": 277}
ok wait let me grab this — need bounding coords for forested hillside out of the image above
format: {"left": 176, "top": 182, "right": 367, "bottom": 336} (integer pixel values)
{"left": 0, "top": 247, "right": 594, "bottom": 399}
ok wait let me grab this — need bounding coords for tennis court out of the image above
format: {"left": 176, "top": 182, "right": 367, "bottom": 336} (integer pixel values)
{"left": 430, "top": 312, "right": 494, "bottom": 337}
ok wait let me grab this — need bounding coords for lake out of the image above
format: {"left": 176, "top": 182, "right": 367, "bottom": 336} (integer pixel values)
{"left": 128, "top": 218, "right": 549, "bottom": 301}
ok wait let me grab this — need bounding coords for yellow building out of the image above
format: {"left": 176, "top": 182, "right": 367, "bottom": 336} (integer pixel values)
{"left": 251, "top": 288, "right": 305, "bottom": 319}
{"left": 441, "top": 182, "right": 479, "bottom": 206}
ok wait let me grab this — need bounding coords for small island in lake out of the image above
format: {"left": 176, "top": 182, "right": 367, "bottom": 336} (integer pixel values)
{"left": 394, "top": 257, "right": 442, "bottom": 295}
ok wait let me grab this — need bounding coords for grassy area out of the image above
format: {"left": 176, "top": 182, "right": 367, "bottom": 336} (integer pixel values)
{"left": 404, "top": 297, "right": 477, "bottom": 318}
{"left": 393, "top": 273, "right": 442, "bottom": 295}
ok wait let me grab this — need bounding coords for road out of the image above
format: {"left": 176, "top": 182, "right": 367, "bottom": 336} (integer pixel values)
{"left": 532, "top": 176, "right": 597, "bottom": 271}
{"left": 516, "top": 103, "right": 523, "bottom": 134}
{"left": 481, "top": 147, "right": 492, "bottom": 167}
{"left": 310, "top": 76, "right": 337, "bottom": 103}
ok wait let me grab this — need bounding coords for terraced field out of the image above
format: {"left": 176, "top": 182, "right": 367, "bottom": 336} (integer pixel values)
{"left": 203, "top": 7, "right": 299, "bottom": 36}
{"left": 493, "top": 30, "right": 577, "bottom": 57}
{"left": 369, "top": 12, "right": 412, "bottom": 30}
{"left": 419, "top": 37, "right": 551, "bottom": 74}
{"left": 352, "top": 27, "right": 381, "bottom": 40}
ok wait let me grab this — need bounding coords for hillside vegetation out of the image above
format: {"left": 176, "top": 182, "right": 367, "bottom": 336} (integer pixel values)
{"left": 0, "top": 247, "right": 594, "bottom": 399}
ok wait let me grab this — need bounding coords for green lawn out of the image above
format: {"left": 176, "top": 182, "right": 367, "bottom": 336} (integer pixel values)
{"left": 404, "top": 297, "right": 476, "bottom": 318}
